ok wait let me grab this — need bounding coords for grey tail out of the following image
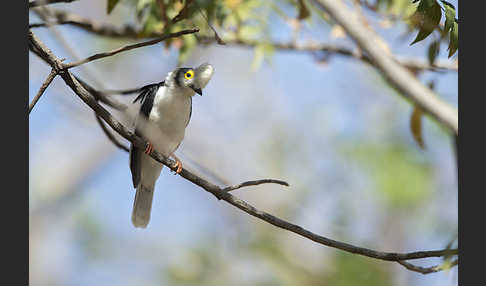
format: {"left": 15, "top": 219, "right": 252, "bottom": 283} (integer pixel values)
{"left": 131, "top": 184, "right": 155, "bottom": 228}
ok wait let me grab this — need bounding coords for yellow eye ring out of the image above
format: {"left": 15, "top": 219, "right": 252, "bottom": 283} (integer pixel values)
{"left": 184, "top": 70, "right": 194, "bottom": 80}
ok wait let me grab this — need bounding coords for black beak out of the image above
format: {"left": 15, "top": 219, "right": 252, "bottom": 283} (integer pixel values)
{"left": 192, "top": 86, "right": 202, "bottom": 96}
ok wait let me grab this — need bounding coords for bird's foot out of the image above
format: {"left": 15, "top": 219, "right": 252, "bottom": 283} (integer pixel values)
{"left": 144, "top": 142, "right": 154, "bottom": 154}
{"left": 172, "top": 160, "right": 183, "bottom": 175}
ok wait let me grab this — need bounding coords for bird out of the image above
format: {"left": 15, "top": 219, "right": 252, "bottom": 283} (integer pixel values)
{"left": 129, "top": 63, "right": 214, "bottom": 228}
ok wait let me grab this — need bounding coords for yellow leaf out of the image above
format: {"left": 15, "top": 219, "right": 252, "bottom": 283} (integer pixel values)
{"left": 410, "top": 105, "right": 425, "bottom": 149}
{"left": 225, "top": 0, "right": 241, "bottom": 10}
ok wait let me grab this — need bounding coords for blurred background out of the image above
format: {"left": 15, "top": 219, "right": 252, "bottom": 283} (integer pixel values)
{"left": 29, "top": 0, "right": 458, "bottom": 285}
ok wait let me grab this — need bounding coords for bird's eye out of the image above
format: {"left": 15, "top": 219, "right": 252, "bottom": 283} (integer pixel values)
{"left": 184, "top": 70, "right": 194, "bottom": 80}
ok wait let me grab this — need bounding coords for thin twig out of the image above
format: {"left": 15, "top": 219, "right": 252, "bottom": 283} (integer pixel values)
{"left": 62, "top": 29, "right": 199, "bottom": 69}
{"left": 397, "top": 259, "right": 458, "bottom": 274}
{"left": 29, "top": 68, "right": 57, "bottom": 114}
{"left": 195, "top": 2, "right": 226, "bottom": 45}
{"left": 29, "top": 29, "right": 458, "bottom": 274}
{"left": 222, "top": 179, "right": 290, "bottom": 192}
{"left": 170, "top": 0, "right": 194, "bottom": 25}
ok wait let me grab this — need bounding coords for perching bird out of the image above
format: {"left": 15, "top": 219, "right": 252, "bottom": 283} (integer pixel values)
{"left": 129, "top": 63, "right": 214, "bottom": 228}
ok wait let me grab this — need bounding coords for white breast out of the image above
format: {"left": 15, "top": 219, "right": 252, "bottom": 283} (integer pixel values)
{"left": 146, "top": 86, "right": 192, "bottom": 156}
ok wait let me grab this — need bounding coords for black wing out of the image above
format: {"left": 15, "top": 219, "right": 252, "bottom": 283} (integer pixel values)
{"left": 129, "top": 133, "right": 142, "bottom": 188}
{"left": 129, "top": 81, "right": 164, "bottom": 188}
{"left": 133, "top": 81, "right": 164, "bottom": 118}
{"left": 186, "top": 96, "right": 192, "bottom": 127}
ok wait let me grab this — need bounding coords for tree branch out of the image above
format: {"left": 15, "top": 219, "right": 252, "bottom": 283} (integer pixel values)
{"left": 62, "top": 29, "right": 199, "bottom": 69}
{"left": 29, "top": 10, "right": 143, "bottom": 38}
{"left": 29, "top": 68, "right": 57, "bottom": 114}
{"left": 198, "top": 37, "right": 457, "bottom": 72}
{"left": 29, "top": 0, "right": 77, "bottom": 8}
{"left": 30, "top": 8, "right": 458, "bottom": 72}
{"left": 29, "top": 29, "right": 457, "bottom": 274}
{"left": 312, "top": 0, "right": 458, "bottom": 135}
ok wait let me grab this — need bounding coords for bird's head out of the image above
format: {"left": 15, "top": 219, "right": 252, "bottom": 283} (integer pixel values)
{"left": 171, "top": 63, "right": 214, "bottom": 96}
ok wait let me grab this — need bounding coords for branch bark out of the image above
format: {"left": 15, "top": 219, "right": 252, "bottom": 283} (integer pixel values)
{"left": 312, "top": 0, "right": 458, "bottom": 135}
{"left": 222, "top": 179, "right": 289, "bottom": 192}
{"left": 29, "top": 0, "right": 77, "bottom": 8}
{"left": 29, "top": 29, "right": 457, "bottom": 274}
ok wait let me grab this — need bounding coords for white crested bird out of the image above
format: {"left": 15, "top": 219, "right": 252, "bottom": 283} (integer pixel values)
{"left": 129, "top": 63, "right": 214, "bottom": 228}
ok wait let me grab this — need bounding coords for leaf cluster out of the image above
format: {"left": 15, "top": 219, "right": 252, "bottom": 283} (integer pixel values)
{"left": 409, "top": 0, "right": 458, "bottom": 59}
{"left": 105, "top": 0, "right": 271, "bottom": 64}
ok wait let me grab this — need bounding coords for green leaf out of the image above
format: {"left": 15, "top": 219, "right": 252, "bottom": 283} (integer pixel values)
{"left": 423, "top": 0, "right": 437, "bottom": 8}
{"left": 107, "top": 0, "right": 120, "bottom": 14}
{"left": 251, "top": 43, "right": 274, "bottom": 71}
{"left": 448, "top": 22, "right": 458, "bottom": 58}
{"left": 238, "top": 26, "right": 261, "bottom": 40}
{"left": 410, "top": 0, "right": 442, "bottom": 45}
{"left": 142, "top": 11, "right": 164, "bottom": 35}
{"left": 427, "top": 40, "right": 440, "bottom": 65}
{"left": 297, "top": 0, "right": 310, "bottom": 20}
{"left": 440, "top": 0, "right": 455, "bottom": 9}
{"left": 438, "top": 259, "right": 456, "bottom": 271}
{"left": 441, "top": 0, "right": 456, "bottom": 33}
{"left": 136, "top": 0, "right": 153, "bottom": 21}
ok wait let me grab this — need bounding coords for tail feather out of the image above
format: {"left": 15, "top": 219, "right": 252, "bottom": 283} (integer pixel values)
{"left": 131, "top": 185, "right": 155, "bottom": 228}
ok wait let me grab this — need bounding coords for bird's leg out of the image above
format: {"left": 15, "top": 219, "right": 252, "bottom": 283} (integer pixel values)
{"left": 144, "top": 142, "right": 154, "bottom": 154}
{"left": 170, "top": 153, "right": 183, "bottom": 175}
